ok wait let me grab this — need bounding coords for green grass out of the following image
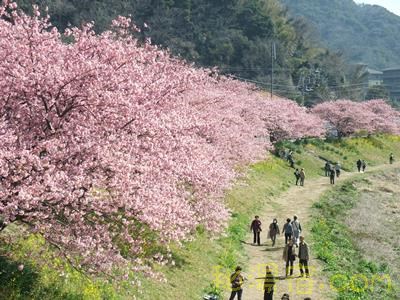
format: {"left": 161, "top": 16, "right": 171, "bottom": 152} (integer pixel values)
{"left": 310, "top": 179, "right": 396, "bottom": 300}
{"left": 1, "top": 135, "right": 400, "bottom": 299}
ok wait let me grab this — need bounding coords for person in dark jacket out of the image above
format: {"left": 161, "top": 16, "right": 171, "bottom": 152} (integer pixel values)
{"left": 294, "top": 168, "right": 301, "bottom": 186}
{"left": 229, "top": 266, "right": 245, "bottom": 300}
{"left": 250, "top": 216, "right": 262, "bottom": 246}
{"left": 390, "top": 153, "right": 394, "bottom": 164}
{"left": 324, "top": 162, "right": 331, "bottom": 177}
{"left": 335, "top": 162, "right": 341, "bottom": 178}
{"left": 356, "top": 159, "right": 362, "bottom": 172}
{"left": 298, "top": 236, "right": 310, "bottom": 278}
{"left": 282, "top": 218, "right": 293, "bottom": 244}
{"left": 263, "top": 265, "right": 275, "bottom": 300}
{"left": 283, "top": 239, "right": 297, "bottom": 277}
{"left": 362, "top": 160, "right": 367, "bottom": 172}
{"left": 268, "top": 218, "right": 280, "bottom": 246}
{"left": 329, "top": 168, "right": 335, "bottom": 185}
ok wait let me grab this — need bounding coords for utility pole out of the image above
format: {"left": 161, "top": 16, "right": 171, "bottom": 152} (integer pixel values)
{"left": 270, "top": 41, "right": 276, "bottom": 100}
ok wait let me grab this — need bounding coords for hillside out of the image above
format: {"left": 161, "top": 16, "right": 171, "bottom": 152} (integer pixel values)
{"left": 281, "top": 0, "right": 400, "bottom": 69}
{"left": 14, "top": 0, "right": 367, "bottom": 104}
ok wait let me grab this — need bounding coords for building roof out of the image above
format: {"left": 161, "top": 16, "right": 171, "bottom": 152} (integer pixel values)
{"left": 367, "top": 68, "right": 383, "bottom": 75}
{"left": 383, "top": 67, "right": 400, "bottom": 72}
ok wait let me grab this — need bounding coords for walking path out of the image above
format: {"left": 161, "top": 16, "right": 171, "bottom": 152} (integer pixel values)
{"left": 240, "top": 162, "right": 399, "bottom": 300}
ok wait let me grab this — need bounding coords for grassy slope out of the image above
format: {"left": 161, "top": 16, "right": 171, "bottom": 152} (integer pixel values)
{"left": 310, "top": 169, "right": 400, "bottom": 299}
{"left": 1, "top": 135, "right": 400, "bottom": 300}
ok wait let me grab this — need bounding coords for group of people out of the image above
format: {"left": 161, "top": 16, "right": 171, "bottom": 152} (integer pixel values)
{"left": 250, "top": 215, "right": 303, "bottom": 248}
{"left": 293, "top": 168, "right": 306, "bottom": 186}
{"left": 356, "top": 159, "right": 367, "bottom": 173}
{"left": 229, "top": 150, "right": 397, "bottom": 300}
{"left": 229, "top": 263, "right": 312, "bottom": 300}
{"left": 324, "top": 161, "right": 341, "bottom": 184}
{"left": 235, "top": 215, "right": 310, "bottom": 300}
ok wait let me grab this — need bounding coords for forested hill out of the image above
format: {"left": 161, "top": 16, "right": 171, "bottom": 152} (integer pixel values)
{"left": 281, "top": 0, "right": 400, "bottom": 69}
{"left": 15, "top": 0, "right": 366, "bottom": 105}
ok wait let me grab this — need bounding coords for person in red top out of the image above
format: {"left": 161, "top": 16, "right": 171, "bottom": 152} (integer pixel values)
{"left": 250, "top": 215, "right": 262, "bottom": 245}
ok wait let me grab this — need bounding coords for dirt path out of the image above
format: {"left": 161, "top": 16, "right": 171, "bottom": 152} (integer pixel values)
{"left": 239, "top": 163, "right": 399, "bottom": 300}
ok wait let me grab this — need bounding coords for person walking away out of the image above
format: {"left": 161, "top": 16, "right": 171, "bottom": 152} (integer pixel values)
{"left": 324, "top": 162, "right": 331, "bottom": 177}
{"left": 298, "top": 236, "right": 310, "bottom": 278}
{"left": 291, "top": 215, "right": 302, "bottom": 246}
{"left": 329, "top": 168, "right": 335, "bottom": 185}
{"left": 356, "top": 159, "right": 362, "bottom": 172}
{"left": 389, "top": 153, "right": 394, "bottom": 164}
{"left": 362, "top": 160, "right": 367, "bottom": 172}
{"left": 288, "top": 155, "right": 295, "bottom": 168}
{"left": 282, "top": 218, "right": 293, "bottom": 244}
{"left": 229, "top": 266, "right": 245, "bottom": 300}
{"left": 283, "top": 239, "right": 296, "bottom": 277}
{"left": 263, "top": 265, "right": 275, "bottom": 300}
{"left": 335, "top": 162, "right": 341, "bottom": 178}
{"left": 294, "top": 168, "right": 301, "bottom": 186}
{"left": 250, "top": 216, "right": 262, "bottom": 246}
{"left": 299, "top": 168, "right": 306, "bottom": 186}
{"left": 268, "top": 218, "right": 280, "bottom": 246}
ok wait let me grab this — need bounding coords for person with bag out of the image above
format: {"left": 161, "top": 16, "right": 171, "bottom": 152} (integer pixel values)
{"left": 283, "top": 239, "right": 296, "bottom": 277}
{"left": 282, "top": 218, "right": 293, "bottom": 244}
{"left": 268, "top": 218, "right": 280, "bottom": 246}
{"left": 229, "top": 266, "right": 245, "bottom": 300}
{"left": 250, "top": 215, "right": 262, "bottom": 246}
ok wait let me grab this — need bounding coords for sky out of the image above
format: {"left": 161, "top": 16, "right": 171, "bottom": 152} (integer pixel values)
{"left": 354, "top": 0, "right": 400, "bottom": 16}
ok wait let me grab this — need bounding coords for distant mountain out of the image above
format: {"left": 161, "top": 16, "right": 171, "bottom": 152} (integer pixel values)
{"left": 281, "top": 0, "right": 400, "bottom": 69}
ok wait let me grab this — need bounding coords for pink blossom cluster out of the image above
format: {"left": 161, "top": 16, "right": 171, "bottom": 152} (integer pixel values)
{"left": 312, "top": 99, "right": 400, "bottom": 137}
{"left": 0, "top": 2, "right": 368, "bottom": 274}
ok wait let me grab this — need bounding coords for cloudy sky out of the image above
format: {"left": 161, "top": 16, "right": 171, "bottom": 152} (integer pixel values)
{"left": 354, "top": 0, "right": 400, "bottom": 16}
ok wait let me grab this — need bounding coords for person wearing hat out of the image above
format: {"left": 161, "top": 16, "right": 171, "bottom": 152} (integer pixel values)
{"left": 229, "top": 266, "right": 245, "bottom": 300}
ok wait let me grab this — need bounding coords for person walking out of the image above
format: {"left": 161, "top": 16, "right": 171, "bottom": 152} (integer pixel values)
{"left": 298, "top": 236, "right": 310, "bottom": 278}
{"left": 294, "top": 168, "right": 301, "bottom": 186}
{"left": 389, "top": 153, "right": 394, "bottom": 164}
{"left": 299, "top": 168, "right": 305, "bottom": 186}
{"left": 229, "top": 266, "right": 245, "bottom": 300}
{"left": 329, "top": 168, "right": 335, "bottom": 185}
{"left": 263, "top": 265, "right": 275, "bottom": 300}
{"left": 324, "top": 162, "right": 331, "bottom": 177}
{"left": 335, "top": 162, "right": 341, "bottom": 178}
{"left": 282, "top": 218, "right": 293, "bottom": 244}
{"left": 268, "top": 218, "right": 280, "bottom": 246}
{"left": 283, "top": 239, "right": 296, "bottom": 277}
{"left": 250, "top": 216, "right": 262, "bottom": 246}
{"left": 362, "top": 160, "right": 367, "bottom": 172}
{"left": 291, "top": 215, "right": 302, "bottom": 246}
{"left": 356, "top": 159, "right": 362, "bottom": 172}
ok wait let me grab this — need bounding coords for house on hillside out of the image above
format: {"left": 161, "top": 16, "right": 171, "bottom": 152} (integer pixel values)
{"left": 366, "top": 68, "right": 383, "bottom": 87}
{"left": 383, "top": 68, "right": 400, "bottom": 100}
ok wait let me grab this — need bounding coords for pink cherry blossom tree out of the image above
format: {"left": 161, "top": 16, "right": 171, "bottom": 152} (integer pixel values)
{"left": 312, "top": 99, "right": 400, "bottom": 137}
